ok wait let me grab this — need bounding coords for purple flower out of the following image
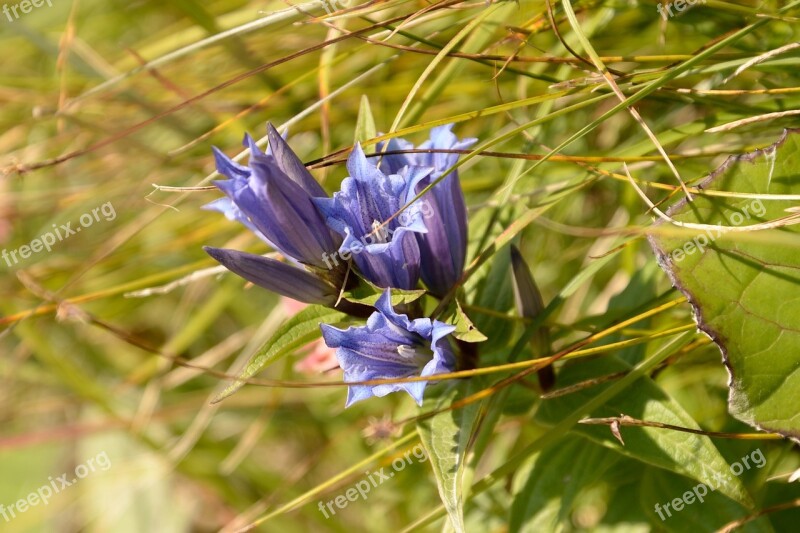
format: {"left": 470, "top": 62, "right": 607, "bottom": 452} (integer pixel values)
{"left": 204, "top": 124, "right": 345, "bottom": 304}
{"left": 203, "top": 246, "right": 338, "bottom": 305}
{"left": 204, "top": 124, "right": 340, "bottom": 269}
{"left": 313, "top": 144, "right": 433, "bottom": 289}
{"left": 320, "top": 291, "right": 457, "bottom": 406}
{"left": 378, "top": 124, "right": 477, "bottom": 296}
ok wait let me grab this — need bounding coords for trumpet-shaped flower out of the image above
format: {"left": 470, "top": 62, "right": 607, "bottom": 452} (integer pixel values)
{"left": 203, "top": 246, "right": 338, "bottom": 305}
{"left": 320, "top": 291, "right": 456, "bottom": 406}
{"left": 313, "top": 144, "right": 433, "bottom": 289}
{"left": 204, "top": 124, "right": 345, "bottom": 303}
{"left": 204, "top": 124, "right": 340, "bottom": 269}
{"left": 378, "top": 124, "right": 477, "bottom": 296}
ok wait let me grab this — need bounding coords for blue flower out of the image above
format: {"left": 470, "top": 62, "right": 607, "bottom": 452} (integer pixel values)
{"left": 203, "top": 246, "right": 338, "bottom": 305}
{"left": 378, "top": 124, "right": 477, "bottom": 296}
{"left": 320, "top": 291, "right": 457, "bottom": 406}
{"left": 313, "top": 144, "right": 433, "bottom": 289}
{"left": 204, "top": 124, "right": 345, "bottom": 304}
{"left": 204, "top": 124, "right": 340, "bottom": 269}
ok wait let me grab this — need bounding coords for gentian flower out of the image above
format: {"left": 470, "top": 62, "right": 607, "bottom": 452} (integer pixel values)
{"left": 204, "top": 124, "right": 345, "bottom": 304}
{"left": 320, "top": 291, "right": 457, "bottom": 406}
{"left": 313, "top": 144, "right": 433, "bottom": 289}
{"left": 378, "top": 124, "right": 477, "bottom": 296}
{"left": 204, "top": 246, "right": 338, "bottom": 305}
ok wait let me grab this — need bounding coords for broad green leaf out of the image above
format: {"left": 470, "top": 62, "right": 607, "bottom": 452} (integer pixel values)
{"left": 640, "top": 466, "right": 774, "bottom": 532}
{"left": 417, "top": 380, "right": 482, "bottom": 533}
{"left": 445, "top": 300, "right": 487, "bottom": 343}
{"left": 342, "top": 282, "right": 426, "bottom": 307}
{"left": 354, "top": 95, "right": 377, "bottom": 144}
{"left": 535, "top": 356, "right": 754, "bottom": 508}
{"left": 648, "top": 129, "right": 800, "bottom": 439}
{"left": 597, "top": 459, "right": 656, "bottom": 532}
{"left": 510, "top": 436, "right": 621, "bottom": 532}
{"left": 212, "top": 305, "right": 346, "bottom": 403}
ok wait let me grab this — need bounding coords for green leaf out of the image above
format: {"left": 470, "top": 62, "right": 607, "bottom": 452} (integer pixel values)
{"left": 510, "top": 245, "right": 547, "bottom": 321}
{"left": 467, "top": 241, "right": 516, "bottom": 354}
{"left": 510, "top": 244, "right": 553, "bottom": 388}
{"left": 212, "top": 305, "right": 346, "bottom": 403}
{"left": 354, "top": 95, "right": 377, "bottom": 144}
{"left": 535, "top": 356, "right": 754, "bottom": 508}
{"left": 598, "top": 459, "right": 656, "bottom": 530}
{"left": 401, "top": 334, "right": 695, "bottom": 532}
{"left": 417, "top": 380, "right": 482, "bottom": 533}
{"left": 510, "top": 436, "right": 621, "bottom": 532}
{"left": 445, "top": 300, "right": 487, "bottom": 343}
{"left": 342, "top": 282, "right": 426, "bottom": 307}
{"left": 648, "top": 129, "right": 800, "bottom": 439}
{"left": 640, "top": 466, "right": 774, "bottom": 532}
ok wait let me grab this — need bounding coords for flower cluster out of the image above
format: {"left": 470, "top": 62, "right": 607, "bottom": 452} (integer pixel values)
{"left": 204, "top": 123, "right": 475, "bottom": 405}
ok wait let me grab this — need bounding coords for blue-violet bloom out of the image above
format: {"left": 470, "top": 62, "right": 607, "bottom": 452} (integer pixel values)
{"left": 204, "top": 124, "right": 344, "bottom": 304}
{"left": 378, "top": 124, "right": 477, "bottom": 296}
{"left": 320, "top": 290, "right": 457, "bottom": 406}
{"left": 203, "top": 246, "right": 338, "bottom": 305}
{"left": 313, "top": 144, "right": 433, "bottom": 289}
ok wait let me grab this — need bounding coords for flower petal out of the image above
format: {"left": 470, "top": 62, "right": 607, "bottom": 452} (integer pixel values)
{"left": 316, "top": 146, "right": 430, "bottom": 288}
{"left": 321, "top": 290, "right": 457, "bottom": 407}
{"left": 372, "top": 125, "right": 476, "bottom": 295}
{"left": 376, "top": 136, "right": 415, "bottom": 175}
{"left": 204, "top": 246, "right": 336, "bottom": 305}
{"left": 266, "top": 123, "right": 328, "bottom": 198}
{"left": 212, "top": 146, "right": 251, "bottom": 179}
{"left": 215, "top": 151, "right": 339, "bottom": 268}
{"left": 202, "top": 197, "right": 271, "bottom": 245}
